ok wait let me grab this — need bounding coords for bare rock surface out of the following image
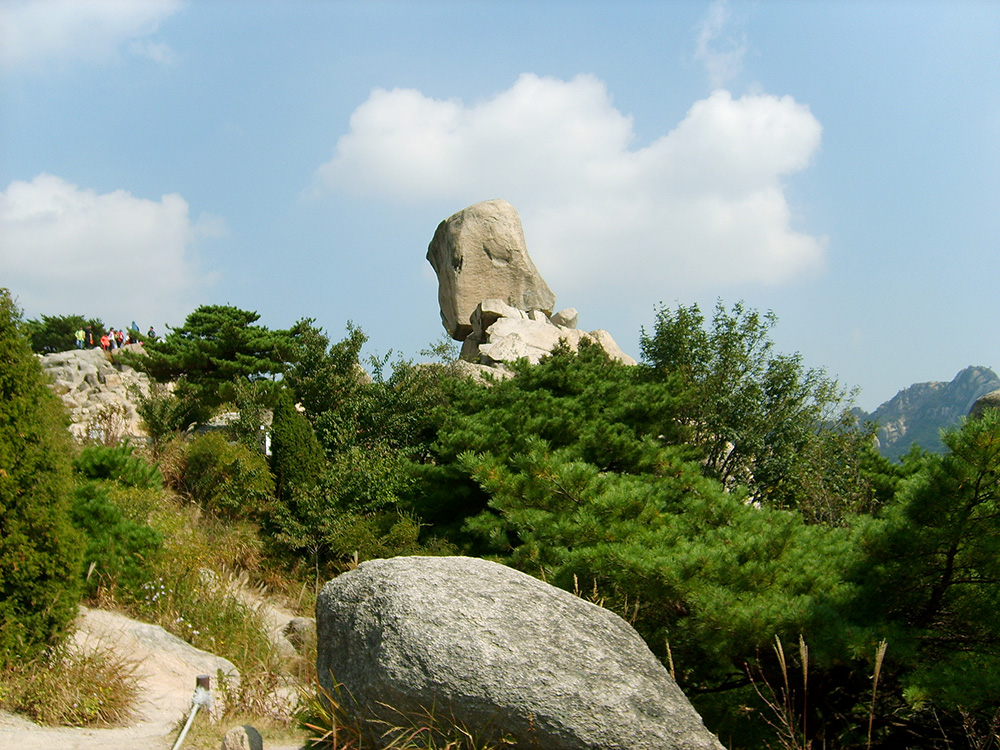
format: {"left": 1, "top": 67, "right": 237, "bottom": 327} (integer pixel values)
{"left": 316, "top": 555, "right": 725, "bottom": 750}
{"left": 969, "top": 388, "right": 1000, "bottom": 420}
{"left": 427, "top": 199, "right": 556, "bottom": 341}
{"left": 38, "top": 346, "right": 153, "bottom": 442}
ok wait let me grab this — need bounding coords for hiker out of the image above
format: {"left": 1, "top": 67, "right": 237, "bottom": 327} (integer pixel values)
{"left": 75, "top": 328, "right": 85, "bottom": 349}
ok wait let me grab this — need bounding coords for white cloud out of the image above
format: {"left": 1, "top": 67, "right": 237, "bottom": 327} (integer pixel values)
{"left": 0, "top": 0, "right": 182, "bottom": 69}
{"left": 317, "top": 74, "right": 825, "bottom": 296}
{"left": 694, "top": 0, "right": 747, "bottom": 89}
{"left": 0, "top": 174, "right": 219, "bottom": 327}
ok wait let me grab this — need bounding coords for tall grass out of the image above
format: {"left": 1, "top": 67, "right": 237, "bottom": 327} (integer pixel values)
{"left": 0, "top": 641, "right": 140, "bottom": 726}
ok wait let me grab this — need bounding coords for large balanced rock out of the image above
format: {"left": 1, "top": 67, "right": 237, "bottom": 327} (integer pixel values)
{"left": 969, "top": 388, "right": 1000, "bottom": 420}
{"left": 427, "top": 199, "right": 556, "bottom": 341}
{"left": 316, "top": 556, "right": 724, "bottom": 750}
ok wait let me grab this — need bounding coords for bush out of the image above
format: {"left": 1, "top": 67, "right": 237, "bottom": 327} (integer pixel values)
{"left": 0, "top": 289, "right": 83, "bottom": 665}
{"left": 182, "top": 432, "right": 275, "bottom": 520}
{"left": 71, "top": 483, "right": 163, "bottom": 605}
{"left": 73, "top": 443, "right": 163, "bottom": 489}
{"left": 270, "top": 388, "right": 325, "bottom": 506}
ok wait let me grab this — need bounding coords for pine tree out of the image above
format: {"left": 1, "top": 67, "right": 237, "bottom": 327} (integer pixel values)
{"left": 0, "top": 289, "right": 83, "bottom": 664}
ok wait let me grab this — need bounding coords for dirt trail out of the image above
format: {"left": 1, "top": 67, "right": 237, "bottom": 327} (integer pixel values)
{"left": 0, "top": 606, "right": 306, "bottom": 750}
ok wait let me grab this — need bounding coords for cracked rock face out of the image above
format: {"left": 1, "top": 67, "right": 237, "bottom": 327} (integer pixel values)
{"left": 38, "top": 346, "right": 152, "bottom": 442}
{"left": 427, "top": 199, "right": 556, "bottom": 341}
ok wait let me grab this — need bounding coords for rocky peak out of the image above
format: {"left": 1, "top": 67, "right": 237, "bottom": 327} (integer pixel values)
{"left": 863, "top": 365, "right": 1000, "bottom": 459}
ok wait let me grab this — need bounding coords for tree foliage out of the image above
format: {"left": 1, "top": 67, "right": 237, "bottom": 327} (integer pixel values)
{"left": 848, "top": 411, "right": 1000, "bottom": 740}
{"left": 21, "top": 313, "right": 104, "bottom": 354}
{"left": 133, "top": 305, "right": 295, "bottom": 413}
{"left": 0, "top": 290, "right": 83, "bottom": 664}
{"left": 640, "top": 300, "right": 881, "bottom": 521}
{"left": 182, "top": 432, "right": 275, "bottom": 521}
{"left": 269, "top": 389, "right": 325, "bottom": 507}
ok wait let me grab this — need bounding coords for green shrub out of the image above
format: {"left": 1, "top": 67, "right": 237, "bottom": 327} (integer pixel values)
{"left": 73, "top": 443, "right": 163, "bottom": 489}
{"left": 183, "top": 431, "right": 275, "bottom": 520}
{"left": 129, "top": 381, "right": 207, "bottom": 452}
{"left": 71, "top": 483, "right": 163, "bottom": 604}
{"left": 270, "top": 388, "right": 325, "bottom": 505}
{"left": 0, "top": 289, "right": 83, "bottom": 665}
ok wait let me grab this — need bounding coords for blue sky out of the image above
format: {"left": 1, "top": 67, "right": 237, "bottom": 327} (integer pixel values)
{"left": 1, "top": 0, "right": 997, "bottom": 411}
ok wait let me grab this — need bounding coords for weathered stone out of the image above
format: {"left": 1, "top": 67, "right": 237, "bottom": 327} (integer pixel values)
{"left": 588, "top": 329, "right": 638, "bottom": 366}
{"left": 448, "top": 359, "right": 514, "bottom": 382}
{"left": 427, "top": 200, "right": 556, "bottom": 341}
{"left": 221, "top": 725, "right": 263, "bottom": 750}
{"left": 39, "top": 347, "right": 153, "bottom": 442}
{"left": 470, "top": 298, "right": 528, "bottom": 340}
{"left": 473, "top": 316, "right": 636, "bottom": 367}
{"left": 551, "top": 307, "right": 579, "bottom": 329}
{"left": 969, "top": 388, "right": 1000, "bottom": 420}
{"left": 316, "top": 556, "right": 725, "bottom": 750}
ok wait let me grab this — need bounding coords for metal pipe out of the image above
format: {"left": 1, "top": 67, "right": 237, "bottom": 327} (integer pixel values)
{"left": 171, "top": 675, "right": 214, "bottom": 750}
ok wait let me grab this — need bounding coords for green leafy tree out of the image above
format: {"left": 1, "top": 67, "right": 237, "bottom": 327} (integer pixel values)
{"left": 182, "top": 432, "right": 275, "bottom": 521}
{"left": 640, "top": 300, "right": 877, "bottom": 521}
{"left": 21, "top": 313, "right": 104, "bottom": 353}
{"left": 131, "top": 305, "right": 295, "bottom": 414}
{"left": 71, "top": 483, "right": 163, "bottom": 604}
{"left": 129, "top": 381, "right": 206, "bottom": 453}
{"left": 283, "top": 319, "right": 368, "bottom": 423}
{"left": 0, "top": 290, "right": 83, "bottom": 664}
{"left": 405, "top": 340, "right": 690, "bottom": 539}
{"left": 73, "top": 443, "right": 164, "bottom": 489}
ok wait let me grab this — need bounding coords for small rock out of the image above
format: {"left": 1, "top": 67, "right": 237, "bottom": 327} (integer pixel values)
{"left": 221, "top": 724, "right": 263, "bottom": 750}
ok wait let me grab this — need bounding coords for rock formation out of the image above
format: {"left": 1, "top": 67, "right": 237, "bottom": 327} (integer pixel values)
{"left": 426, "top": 200, "right": 635, "bottom": 369}
{"left": 316, "top": 556, "right": 725, "bottom": 750}
{"left": 969, "top": 388, "right": 1000, "bottom": 420}
{"left": 221, "top": 725, "right": 263, "bottom": 750}
{"left": 466, "top": 298, "right": 636, "bottom": 367}
{"left": 38, "top": 346, "right": 153, "bottom": 442}
{"left": 427, "top": 199, "right": 555, "bottom": 341}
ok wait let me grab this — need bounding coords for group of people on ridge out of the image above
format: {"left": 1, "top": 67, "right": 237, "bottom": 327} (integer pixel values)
{"left": 74, "top": 322, "right": 157, "bottom": 351}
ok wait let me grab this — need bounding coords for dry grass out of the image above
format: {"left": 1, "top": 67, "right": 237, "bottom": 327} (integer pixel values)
{"left": 0, "top": 639, "right": 140, "bottom": 726}
{"left": 295, "top": 678, "right": 518, "bottom": 750}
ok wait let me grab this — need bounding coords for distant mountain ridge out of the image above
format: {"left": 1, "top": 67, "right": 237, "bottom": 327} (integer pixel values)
{"left": 857, "top": 366, "right": 1000, "bottom": 460}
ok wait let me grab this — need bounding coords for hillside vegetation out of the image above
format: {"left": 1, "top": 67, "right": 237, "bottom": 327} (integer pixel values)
{"left": 3, "top": 293, "right": 1000, "bottom": 749}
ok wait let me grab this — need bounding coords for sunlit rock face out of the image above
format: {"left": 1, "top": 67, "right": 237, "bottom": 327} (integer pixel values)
{"left": 426, "top": 199, "right": 556, "bottom": 341}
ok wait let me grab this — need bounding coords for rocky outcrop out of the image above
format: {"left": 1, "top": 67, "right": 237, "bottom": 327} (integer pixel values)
{"left": 427, "top": 201, "right": 635, "bottom": 369}
{"left": 38, "top": 346, "right": 152, "bottom": 442}
{"left": 969, "top": 388, "right": 1000, "bottom": 420}
{"left": 860, "top": 366, "right": 1000, "bottom": 459}
{"left": 427, "top": 199, "right": 556, "bottom": 341}
{"left": 463, "top": 298, "right": 636, "bottom": 367}
{"left": 316, "top": 556, "right": 725, "bottom": 750}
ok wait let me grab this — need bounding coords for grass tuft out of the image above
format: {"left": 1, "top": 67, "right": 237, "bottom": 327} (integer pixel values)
{"left": 0, "top": 640, "right": 140, "bottom": 726}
